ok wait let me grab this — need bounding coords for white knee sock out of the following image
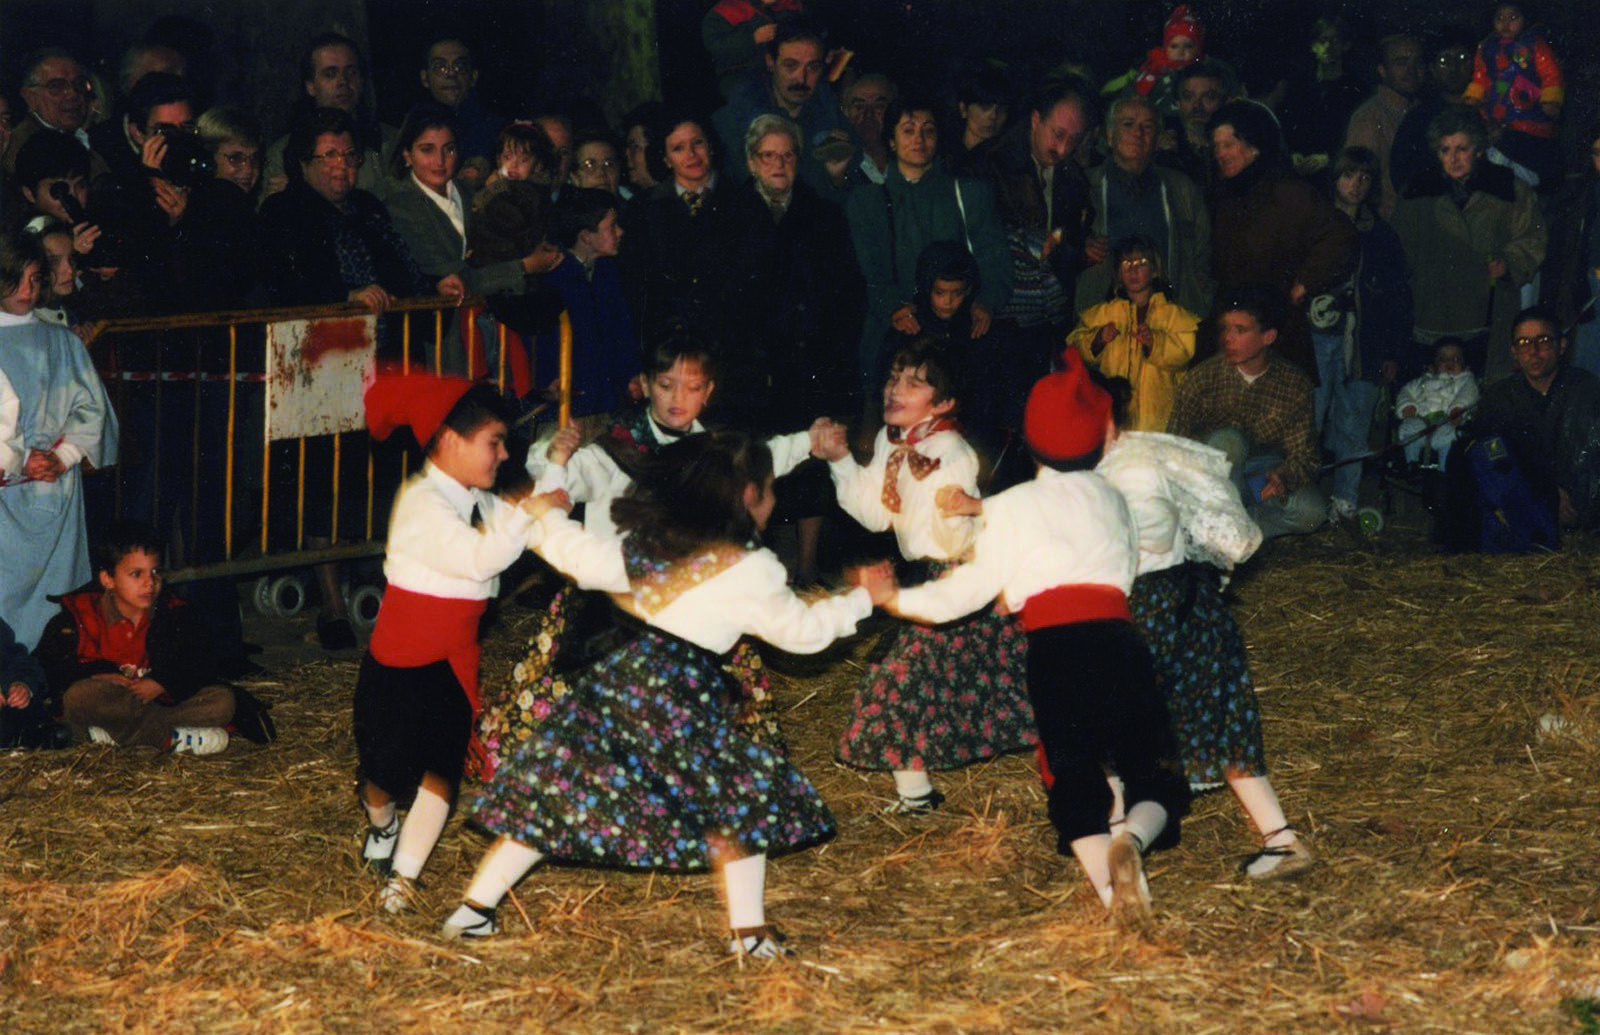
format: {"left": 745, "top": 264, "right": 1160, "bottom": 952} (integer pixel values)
{"left": 722, "top": 853, "right": 767, "bottom": 930}
{"left": 1228, "top": 774, "right": 1292, "bottom": 844}
{"left": 364, "top": 800, "right": 396, "bottom": 830}
{"left": 1070, "top": 833, "right": 1114, "bottom": 907}
{"left": 892, "top": 769, "right": 935, "bottom": 799}
{"left": 464, "top": 838, "right": 544, "bottom": 908}
{"left": 1121, "top": 801, "right": 1168, "bottom": 853}
{"left": 391, "top": 786, "right": 450, "bottom": 881}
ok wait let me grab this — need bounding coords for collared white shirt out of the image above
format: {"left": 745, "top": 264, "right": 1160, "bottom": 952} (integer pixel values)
{"left": 412, "top": 173, "right": 467, "bottom": 258}
{"left": 383, "top": 461, "right": 537, "bottom": 600}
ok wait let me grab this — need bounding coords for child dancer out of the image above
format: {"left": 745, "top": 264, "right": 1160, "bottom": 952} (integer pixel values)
{"left": 814, "top": 337, "right": 1033, "bottom": 813}
{"left": 856, "top": 352, "right": 1190, "bottom": 918}
{"left": 1068, "top": 235, "right": 1198, "bottom": 433}
{"left": 446, "top": 430, "right": 870, "bottom": 957}
{"left": 1095, "top": 376, "right": 1314, "bottom": 879}
{"left": 355, "top": 374, "right": 551, "bottom": 912}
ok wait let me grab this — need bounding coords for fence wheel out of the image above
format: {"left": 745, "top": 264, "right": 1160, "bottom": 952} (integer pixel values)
{"left": 267, "top": 574, "right": 308, "bottom": 618}
{"left": 348, "top": 584, "right": 384, "bottom": 632}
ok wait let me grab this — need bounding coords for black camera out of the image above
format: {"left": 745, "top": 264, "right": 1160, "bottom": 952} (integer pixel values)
{"left": 155, "top": 129, "right": 217, "bottom": 189}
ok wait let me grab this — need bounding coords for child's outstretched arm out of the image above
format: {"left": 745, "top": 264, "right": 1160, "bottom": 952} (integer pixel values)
{"left": 825, "top": 425, "right": 894, "bottom": 532}
{"left": 529, "top": 507, "right": 630, "bottom": 594}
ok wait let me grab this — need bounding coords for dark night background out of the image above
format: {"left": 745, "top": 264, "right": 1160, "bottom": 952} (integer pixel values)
{"left": 2, "top": 0, "right": 1599, "bottom": 162}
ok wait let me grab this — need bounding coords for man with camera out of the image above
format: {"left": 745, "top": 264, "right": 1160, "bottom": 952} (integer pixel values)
{"left": 90, "top": 72, "right": 255, "bottom": 314}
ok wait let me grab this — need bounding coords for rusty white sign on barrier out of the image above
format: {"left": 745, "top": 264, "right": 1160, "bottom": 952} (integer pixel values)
{"left": 264, "top": 316, "right": 376, "bottom": 442}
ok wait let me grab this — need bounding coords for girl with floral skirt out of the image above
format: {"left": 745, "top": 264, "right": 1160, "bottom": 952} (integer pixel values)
{"left": 444, "top": 430, "right": 873, "bottom": 957}
{"left": 1095, "top": 376, "right": 1313, "bottom": 879}
{"left": 813, "top": 338, "right": 1033, "bottom": 814}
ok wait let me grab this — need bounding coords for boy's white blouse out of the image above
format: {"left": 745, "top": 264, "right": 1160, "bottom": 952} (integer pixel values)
{"left": 383, "top": 462, "right": 537, "bottom": 600}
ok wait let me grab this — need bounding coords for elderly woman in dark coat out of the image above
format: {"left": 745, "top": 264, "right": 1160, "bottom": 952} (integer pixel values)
{"left": 1392, "top": 106, "right": 1546, "bottom": 381}
{"left": 1206, "top": 100, "right": 1356, "bottom": 379}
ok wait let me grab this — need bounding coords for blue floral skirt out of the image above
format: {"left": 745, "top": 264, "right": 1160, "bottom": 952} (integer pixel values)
{"left": 469, "top": 629, "right": 835, "bottom": 871}
{"left": 836, "top": 595, "right": 1034, "bottom": 772}
{"left": 1128, "top": 564, "right": 1266, "bottom": 788}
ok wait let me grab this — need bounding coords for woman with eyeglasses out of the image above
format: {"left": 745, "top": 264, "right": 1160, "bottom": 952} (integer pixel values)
{"left": 257, "top": 106, "right": 450, "bottom": 652}
{"left": 1392, "top": 106, "right": 1547, "bottom": 381}
{"left": 567, "top": 129, "right": 628, "bottom": 200}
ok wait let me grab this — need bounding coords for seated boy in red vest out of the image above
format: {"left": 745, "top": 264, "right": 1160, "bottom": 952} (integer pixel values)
{"left": 36, "top": 520, "right": 274, "bottom": 754}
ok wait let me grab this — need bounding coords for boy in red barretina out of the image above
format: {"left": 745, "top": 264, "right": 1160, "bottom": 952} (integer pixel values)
{"left": 355, "top": 372, "right": 559, "bottom": 914}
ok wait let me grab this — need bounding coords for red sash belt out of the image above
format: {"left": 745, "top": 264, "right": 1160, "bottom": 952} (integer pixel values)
{"left": 369, "top": 585, "right": 489, "bottom": 776}
{"left": 1019, "top": 584, "right": 1131, "bottom": 631}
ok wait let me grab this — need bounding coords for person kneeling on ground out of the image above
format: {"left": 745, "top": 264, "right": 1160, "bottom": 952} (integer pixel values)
{"left": 1167, "top": 284, "right": 1326, "bottom": 538}
{"left": 35, "top": 519, "right": 276, "bottom": 754}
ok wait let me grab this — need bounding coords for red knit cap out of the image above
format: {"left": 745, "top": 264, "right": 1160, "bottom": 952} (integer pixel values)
{"left": 1163, "top": 4, "right": 1204, "bottom": 51}
{"left": 364, "top": 372, "right": 474, "bottom": 447}
{"left": 1023, "top": 350, "right": 1111, "bottom": 463}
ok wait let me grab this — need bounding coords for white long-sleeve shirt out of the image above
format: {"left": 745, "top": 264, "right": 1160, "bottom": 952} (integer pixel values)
{"left": 529, "top": 418, "right": 812, "bottom": 540}
{"left": 894, "top": 468, "right": 1137, "bottom": 626}
{"left": 534, "top": 509, "right": 871, "bottom": 654}
{"left": 383, "top": 462, "right": 537, "bottom": 600}
{"left": 829, "top": 425, "right": 979, "bottom": 561}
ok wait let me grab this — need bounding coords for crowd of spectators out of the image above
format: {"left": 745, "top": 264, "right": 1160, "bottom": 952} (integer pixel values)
{"left": 3, "top": 1, "right": 1600, "bottom": 684}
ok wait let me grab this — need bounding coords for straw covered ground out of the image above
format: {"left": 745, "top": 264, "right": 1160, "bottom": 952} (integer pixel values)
{"left": 3, "top": 514, "right": 1599, "bottom": 1034}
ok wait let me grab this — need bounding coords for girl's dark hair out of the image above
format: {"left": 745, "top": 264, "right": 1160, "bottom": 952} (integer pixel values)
{"left": 645, "top": 109, "right": 714, "bottom": 185}
{"left": 1108, "top": 234, "right": 1173, "bottom": 300}
{"left": 888, "top": 337, "right": 967, "bottom": 414}
{"left": 610, "top": 430, "right": 774, "bottom": 561}
{"left": 881, "top": 95, "right": 941, "bottom": 151}
{"left": 551, "top": 186, "right": 617, "bottom": 249}
{"left": 641, "top": 325, "right": 716, "bottom": 380}
{"left": 390, "top": 103, "right": 459, "bottom": 179}
{"left": 284, "top": 107, "right": 358, "bottom": 184}
{"left": 426, "top": 383, "right": 516, "bottom": 454}
{"left": 0, "top": 230, "right": 45, "bottom": 299}
{"left": 914, "top": 240, "right": 980, "bottom": 300}
{"left": 94, "top": 519, "right": 166, "bottom": 577}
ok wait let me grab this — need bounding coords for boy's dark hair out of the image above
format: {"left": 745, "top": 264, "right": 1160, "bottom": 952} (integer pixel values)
{"left": 14, "top": 130, "right": 92, "bottom": 192}
{"left": 284, "top": 107, "right": 358, "bottom": 183}
{"left": 641, "top": 324, "right": 716, "bottom": 380}
{"left": 427, "top": 383, "right": 516, "bottom": 454}
{"left": 551, "top": 186, "right": 617, "bottom": 249}
{"left": 888, "top": 337, "right": 967, "bottom": 414}
{"left": 0, "top": 231, "right": 45, "bottom": 298}
{"left": 914, "top": 240, "right": 980, "bottom": 301}
{"left": 611, "top": 429, "right": 774, "bottom": 561}
{"left": 125, "top": 72, "right": 195, "bottom": 133}
{"left": 94, "top": 519, "right": 166, "bottom": 577}
{"left": 1099, "top": 372, "right": 1134, "bottom": 431}
{"left": 768, "top": 18, "right": 827, "bottom": 59}
{"left": 1215, "top": 283, "right": 1286, "bottom": 334}
{"left": 390, "top": 102, "right": 459, "bottom": 178}
{"left": 880, "top": 95, "right": 941, "bottom": 150}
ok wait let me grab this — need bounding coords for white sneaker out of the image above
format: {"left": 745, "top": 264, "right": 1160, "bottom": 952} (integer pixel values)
{"left": 87, "top": 726, "right": 116, "bottom": 745}
{"left": 170, "top": 727, "right": 229, "bottom": 755}
{"left": 1328, "top": 498, "right": 1358, "bottom": 522}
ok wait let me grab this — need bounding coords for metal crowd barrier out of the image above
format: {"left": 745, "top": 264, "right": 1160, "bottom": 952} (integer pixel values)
{"left": 83, "top": 297, "right": 573, "bottom": 587}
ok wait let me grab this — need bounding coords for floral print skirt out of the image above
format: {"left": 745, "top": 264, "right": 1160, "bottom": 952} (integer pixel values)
{"left": 835, "top": 605, "right": 1034, "bottom": 772}
{"left": 468, "top": 628, "right": 835, "bottom": 871}
{"left": 1128, "top": 563, "right": 1266, "bottom": 789}
{"left": 477, "top": 586, "right": 785, "bottom": 778}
